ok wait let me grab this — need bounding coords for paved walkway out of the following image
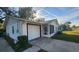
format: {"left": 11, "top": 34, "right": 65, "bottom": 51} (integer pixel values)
{"left": 30, "top": 37, "right": 79, "bottom": 52}
{"left": 0, "top": 37, "right": 14, "bottom": 52}
{"left": 1, "top": 37, "right": 79, "bottom": 52}
{"left": 24, "top": 46, "right": 40, "bottom": 52}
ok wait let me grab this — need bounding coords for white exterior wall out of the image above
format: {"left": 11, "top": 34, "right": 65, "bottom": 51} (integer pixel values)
{"left": 42, "top": 25, "right": 50, "bottom": 37}
{"left": 42, "top": 21, "right": 59, "bottom": 37}
{"left": 21, "top": 22, "right": 27, "bottom": 35}
{"left": 40, "top": 24, "right": 43, "bottom": 37}
{"left": 48, "top": 21, "right": 59, "bottom": 37}
{"left": 6, "top": 17, "right": 59, "bottom": 42}
{"left": 50, "top": 21, "right": 59, "bottom": 33}
{"left": 6, "top": 17, "right": 23, "bottom": 43}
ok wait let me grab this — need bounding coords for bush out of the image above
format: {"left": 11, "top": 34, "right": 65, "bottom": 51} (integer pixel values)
{"left": 15, "top": 36, "right": 32, "bottom": 52}
{"left": 5, "top": 35, "right": 32, "bottom": 52}
{"left": 0, "top": 29, "right": 5, "bottom": 33}
{"left": 56, "top": 31, "right": 62, "bottom": 34}
{"left": 18, "top": 36, "right": 28, "bottom": 45}
{"left": 0, "top": 29, "right": 5, "bottom": 37}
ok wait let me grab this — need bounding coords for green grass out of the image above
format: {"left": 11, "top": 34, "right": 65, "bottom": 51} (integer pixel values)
{"left": 38, "top": 49, "right": 47, "bottom": 52}
{"left": 52, "top": 28, "right": 79, "bottom": 43}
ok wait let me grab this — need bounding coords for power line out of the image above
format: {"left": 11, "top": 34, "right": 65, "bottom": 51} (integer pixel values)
{"left": 37, "top": 8, "right": 58, "bottom": 19}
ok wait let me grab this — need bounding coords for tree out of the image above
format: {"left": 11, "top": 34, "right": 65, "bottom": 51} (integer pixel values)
{"left": 64, "top": 22, "right": 71, "bottom": 26}
{"left": 72, "top": 25, "right": 77, "bottom": 29}
{"left": 0, "top": 19, "right": 4, "bottom": 23}
{"left": 0, "top": 7, "right": 19, "bottom": 22}
{"left": 62, "top": 21, "right": 71, "bottom": 31}
{"left": 19, "top": 7, "right": 33, "bottom": 20}
{"left": 0, "top": 7, "right": 35, "bottom": 21}
{"left": 0, "top": 7, "right": 18, "bottom": 16}
{"left": 0, "top": 7, "right": 19, "bottom": 33}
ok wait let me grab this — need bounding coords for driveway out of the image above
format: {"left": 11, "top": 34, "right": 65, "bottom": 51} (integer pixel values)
{"left": 0, "top": 37, "right": 14, "bottom": 52}
{"left": 30, "top": 37, "right": 79, "bottom": 52}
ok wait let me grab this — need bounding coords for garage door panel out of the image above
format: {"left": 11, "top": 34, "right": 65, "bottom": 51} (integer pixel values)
{"left": 28, "top": 25, "right": 40, "bottom": 40}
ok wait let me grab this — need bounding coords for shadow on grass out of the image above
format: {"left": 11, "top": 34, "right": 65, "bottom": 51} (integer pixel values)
{"left": 52, "top": 33, "right": 79, "bottom": 43}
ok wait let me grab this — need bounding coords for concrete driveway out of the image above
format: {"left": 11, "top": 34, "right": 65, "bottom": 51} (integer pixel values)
{"left": 0, "top": 37, "right": 14, "bottom": 52}
{"left": 30, "top": 37, "right": 79, "bottom": 52}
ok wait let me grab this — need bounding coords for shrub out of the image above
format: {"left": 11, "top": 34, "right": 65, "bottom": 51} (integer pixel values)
{"left": 15, "top": 35, "right": 31, "bottom": 52}
{"left": 5, "top": 35, "right": 32, "bottom": 52}
{"left": 0, "top": 29, "right": 5, "bottom": 33}
{"left": 15, "top": 35, "right": 32, "bottom": 52}
{"left": 56, "top": 31, "right": 62, "bottom": 34}
{"left": 0, "top": 29, "right": 5, "bottom": 37}
{"left": 18, "top": 36, "right": 28, "bottom": 45}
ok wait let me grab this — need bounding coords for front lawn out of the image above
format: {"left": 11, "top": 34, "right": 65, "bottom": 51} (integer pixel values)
{"left": 52, "top": 28, "right": 79, "bottom": 43}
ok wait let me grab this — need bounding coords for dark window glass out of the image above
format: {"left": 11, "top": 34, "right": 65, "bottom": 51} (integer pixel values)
{"left": 50, "top": 25, "right": 54, "bottom": 34}
{"left": 17, "top": 22, "right": 19, "bottom": 33}
{"left": 43, "top": 25, "right": 48, "bottom": 35}
{"left": 12, "top": 26, "right": 14, "bottom": 34}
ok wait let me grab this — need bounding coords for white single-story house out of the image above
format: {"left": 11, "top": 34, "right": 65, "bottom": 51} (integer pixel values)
{"left": 5, "top": 16, "right": 59, "bottom": 43}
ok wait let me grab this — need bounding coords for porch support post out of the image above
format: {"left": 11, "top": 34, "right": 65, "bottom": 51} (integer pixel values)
{"left": 48, "top": 24, "right": 50, "bottom": 37}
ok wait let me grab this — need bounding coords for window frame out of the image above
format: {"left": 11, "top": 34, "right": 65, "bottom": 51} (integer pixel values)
{"left": 12, "top": 26, "right": 14, "bottom": 34}
{"left": 43, "top": 25, "right": 48, "bottom": 35}
{"left": 50, "top": 25, "right": 54, "bottom": 34}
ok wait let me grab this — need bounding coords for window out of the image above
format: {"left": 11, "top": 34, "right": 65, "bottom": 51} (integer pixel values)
{"left": 55, "top": 27, "right": 57, "bottom": 32}
{"left": 56, "top": 27, "right": 58, "bottom": 31}
{"left": 43, "top": 25, "right": 48, "bottom": 35}
{"left": 50, "top": 25, "right": 54, "bottom": 34}
{"left": 12, "top": 26, "right": 14, "bottom": 34}
{"left": 17, "top": 22, "right": 19, "bottom": 33}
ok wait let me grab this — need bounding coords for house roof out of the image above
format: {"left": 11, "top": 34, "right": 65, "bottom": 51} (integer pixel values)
{"left": 5, "top": 15, "right": 59, "bottom": 26}
{"left": 44, "top": 19, "right": 59, "bottom": 25}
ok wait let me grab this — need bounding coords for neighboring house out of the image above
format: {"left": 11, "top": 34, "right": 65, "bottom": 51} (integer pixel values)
{"left": 5, "top": 16, "right": 59, "bottom": 43}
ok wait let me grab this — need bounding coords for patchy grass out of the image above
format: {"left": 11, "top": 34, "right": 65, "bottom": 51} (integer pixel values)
{"left": 52, "top": 28, "right": 79, "bottom": 43}
{"left": 38, "top": 49, "right": 47, "bottom": 52}
{"left": 63, "top": 28, "right": 79, "bottom": 35}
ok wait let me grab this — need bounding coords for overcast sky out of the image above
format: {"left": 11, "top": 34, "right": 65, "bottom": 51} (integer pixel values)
{"left": 33, "top": 7, "right": 79, "bottom": 26}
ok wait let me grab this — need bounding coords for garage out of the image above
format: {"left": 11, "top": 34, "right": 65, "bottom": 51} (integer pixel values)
{"left": 28, "top": 24, "right": 41, "bottom": 40}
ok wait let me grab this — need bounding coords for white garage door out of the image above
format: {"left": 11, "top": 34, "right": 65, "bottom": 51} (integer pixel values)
{"left": 28, "top": 25, "right": 40, "bottom": 40}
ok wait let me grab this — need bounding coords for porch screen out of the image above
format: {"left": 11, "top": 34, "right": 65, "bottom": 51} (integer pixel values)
{"left": 43, "top": 25, "right": 48, "bottom": 35}
{"left": 50, "top": 25, "right": 54, "bottom": 34}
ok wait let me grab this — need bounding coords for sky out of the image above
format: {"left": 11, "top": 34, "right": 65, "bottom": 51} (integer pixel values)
{"left": 33, "top": 7, "right": 79, "bottom": 26}
{"left": 1, "top": 7, "right": 79, "bottom": 26}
